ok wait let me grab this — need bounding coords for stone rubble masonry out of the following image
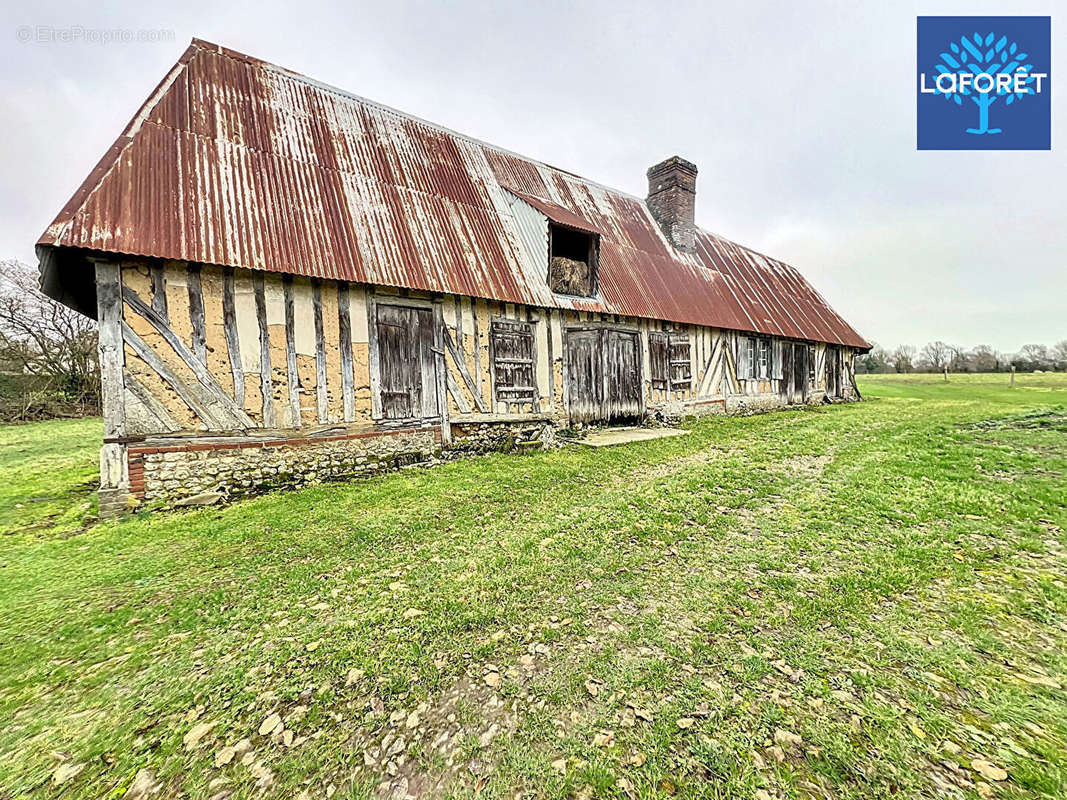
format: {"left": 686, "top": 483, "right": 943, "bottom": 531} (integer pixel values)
{"left": 124, "top": 420, "right": 555, "bottom": 508}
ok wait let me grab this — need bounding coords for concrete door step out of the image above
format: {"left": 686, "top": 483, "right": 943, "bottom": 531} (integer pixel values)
{"left": 578, "top": 427, "right": 689, "bottom": 448}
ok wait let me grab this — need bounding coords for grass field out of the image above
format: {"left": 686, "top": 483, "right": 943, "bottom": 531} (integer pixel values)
{"left": 0, "top": 373, "right": 1064, "bottom": 800}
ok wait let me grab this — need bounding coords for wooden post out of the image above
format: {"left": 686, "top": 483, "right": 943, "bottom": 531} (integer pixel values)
{"left": 187, "top": 264, "right": 207, "bottom": 364}
{"left": 253, "top": 274, "right": 277, "bottom": 429}
{"left": 283, "top": 276, "right": 301, "bottom": 428}
{"left": 337, "top": 283, "right": 355, "bottom": 423}
{"left": 1010, "top": 365, "right": 1016, "bottom": 387}
{"left": 433, "top": 302, "right": 451, "bottom": 446}
{"left": 222, "top": 267, "right": 245, "bottom": 408}
{"left": 312, "top": 279, "right": 328, "bottom": 425}
{"left": 943, "top": 366, "right": 948, "bottom": 382}
{"left": 94, "top": 260, "right": 129, "bottom": 511}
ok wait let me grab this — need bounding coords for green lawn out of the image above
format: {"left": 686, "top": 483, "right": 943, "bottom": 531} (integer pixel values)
{"left": 0, "top": 374, "right": 1064, "bottom": 800}
{"left": 0, "top": 417, "right": 100, "bottom": 537}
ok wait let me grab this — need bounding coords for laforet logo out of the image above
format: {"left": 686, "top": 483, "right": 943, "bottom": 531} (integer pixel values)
{"left": 917, "top": 17, "right": 1051, "bottom": 150}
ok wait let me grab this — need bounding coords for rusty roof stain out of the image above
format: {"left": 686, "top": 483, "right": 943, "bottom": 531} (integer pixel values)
{"left": 38, "top": 38, "right": 870, "bottom": 349}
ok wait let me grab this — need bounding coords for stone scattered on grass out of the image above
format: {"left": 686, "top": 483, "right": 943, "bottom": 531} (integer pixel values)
{"left": 126, "top": 768, "right": 160, "bottom": 799}
{"left": 52, "top": 762, "right": 84, "bottom": 785}
{"left": 174, "top": 491, "right": 223, "bottom": 507}
{"left": 258, "top": 712, "right": 283, "bottom": 736}
{"left": 215, "top": 744, "right": 237, "bottom": 767}
{"left": 970, "top": 759, "right": 1008, "bottom": 782}
{"left": 345, "top": 668, "right": 365, "bottom": 685}
{"left": 774, "top": 729, "right": 802, "bottom": 747}
{"left": 183, "top": 721, "right": 216, "bottom": 750}
{"left": 591, "top": 730, "right": 614, "bottom": 747}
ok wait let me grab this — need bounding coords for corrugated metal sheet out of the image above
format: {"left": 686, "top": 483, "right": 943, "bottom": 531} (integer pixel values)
{"left": 38, "top": 39, "right": 870, "bottom": 349}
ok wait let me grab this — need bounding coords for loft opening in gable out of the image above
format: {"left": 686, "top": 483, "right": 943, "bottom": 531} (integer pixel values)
{"left": 548, "top": 223, "right": 598, "bottom": 298}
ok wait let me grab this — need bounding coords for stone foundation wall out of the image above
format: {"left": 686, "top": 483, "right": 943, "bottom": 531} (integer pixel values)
{"left": 122, "top": 419, "right": 557, "bottom": 509}
{"left": 128, "top": 427, "right": 441, "bottom": 504}
{"left": 647, "top": 397, "right": 728, "bottom": 425}
{"left": 724, "top": 394, "right": 792, "bottom": 415}
{"left": 448, "top": 419, "right": 555, "bottom": 453}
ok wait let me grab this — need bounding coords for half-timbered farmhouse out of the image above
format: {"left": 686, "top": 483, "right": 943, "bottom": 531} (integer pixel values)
{"left": 37, "top": 40, "right": 870, "bottom": 515}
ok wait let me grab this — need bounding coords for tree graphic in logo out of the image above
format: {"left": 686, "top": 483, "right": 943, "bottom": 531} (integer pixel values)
{"left": 932, "top": 32, "right": 1037, "bottom": 135}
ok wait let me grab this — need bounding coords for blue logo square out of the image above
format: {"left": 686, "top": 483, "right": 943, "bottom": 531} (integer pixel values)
{"left": 917, "top": 16, "right": 1051, "bottom": 150}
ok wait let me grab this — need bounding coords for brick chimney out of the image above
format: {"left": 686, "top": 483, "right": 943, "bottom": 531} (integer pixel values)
{"left": 646, "top": 156, "right": 698, "bottom": 252}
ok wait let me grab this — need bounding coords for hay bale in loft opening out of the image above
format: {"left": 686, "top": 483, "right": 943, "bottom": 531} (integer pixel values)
{"left": 549, "top": 256, "right": 593, "bottom": 296}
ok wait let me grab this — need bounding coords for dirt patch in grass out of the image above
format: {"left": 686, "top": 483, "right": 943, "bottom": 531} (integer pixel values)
{"left": 963, "top": 409, "right": 1067, "bottom": 433}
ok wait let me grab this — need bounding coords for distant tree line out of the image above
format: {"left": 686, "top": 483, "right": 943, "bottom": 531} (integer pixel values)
{"left": 857, "top": 340, "right": 1067, "bottom": 375}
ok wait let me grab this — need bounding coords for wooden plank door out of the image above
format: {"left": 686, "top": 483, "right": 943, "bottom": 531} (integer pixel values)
{"left": 793, "top": 344, "right": 809, "bottom": 402}
{"left": 825, "top": 347, "right": 840, "bottom": 398}
{"left": 781, "top": 343, "right": 795, "bottom": 403}
{"left": 565, "top": 329, "right": 602, "bottom": 424}
{"left": 603, "top": 329, "right": 642, "bottom": 422}
{"left": 375, "top": 304, "right": 438, "bottom": 421}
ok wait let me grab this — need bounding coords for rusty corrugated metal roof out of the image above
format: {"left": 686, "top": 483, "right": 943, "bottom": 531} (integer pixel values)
{"left": 506, "top": 190, "right": 604, "bottom": 236}
{"left": 38, "top": 38, "right": 870, "bottom": 349}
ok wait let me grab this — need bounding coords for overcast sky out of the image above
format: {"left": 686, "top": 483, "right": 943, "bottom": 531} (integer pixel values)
{"left": 2, "top": 0, "right": 1063, "bottom": 353}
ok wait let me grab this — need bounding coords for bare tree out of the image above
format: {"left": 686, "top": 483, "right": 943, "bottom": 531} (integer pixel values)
{"left": 859, "top": 344, "right": 889, "bottom": 374}
{"left": 1016, "top": 344, "right": 1051, "bottom": 372}
{"left": 947, "top": 344, "right": 968, "bottom": 372}
{"left": 1051, "top": 340, "right": 1067, "bottom": 371}
{"left": 919, "top": 340, "right": 951, "bottom": 372}
{"left": 890, "top": 344, "right": 916, "bottom": 373}
{"left": 969, "top": 345, "right": 999, "bottom": 373}
{"left": 0, "top": 259, "right": 99, "bottom": 415}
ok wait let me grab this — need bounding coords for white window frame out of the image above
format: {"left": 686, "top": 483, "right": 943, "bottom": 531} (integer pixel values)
{"left": 757, "top": 338, "right": 770, "bottom": 379}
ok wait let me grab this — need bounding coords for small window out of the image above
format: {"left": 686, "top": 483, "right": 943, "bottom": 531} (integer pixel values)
{"left": 738, "top": 336, "right": 756, "bottom": 379}
{"left": 548, "top": 223, "right": 597, "bottom": 297}
{"left": 491, "top": 319, "right": 536, "bottom": 401}
{"left": 668, "top": 334, "right": 691, "bottom": 390}
{"left": 757, "top": 338, "right": 771, "bottom": 379}
{"left": 808, "top": 345, "right": 816, "bottom": 386}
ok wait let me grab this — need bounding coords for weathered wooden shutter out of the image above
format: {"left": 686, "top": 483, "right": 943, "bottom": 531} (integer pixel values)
{"left": 491, "top": 319, "right": 536, "bottom": 401}
{"left": 737, "top": 336, "right": 751, "bottom": 380}
{"left": 649, "top": 332, "right": 669, "bottom": 389}
{"left": 772, "top": 340, "right": 784, "bottom": 380}
{"left": 668, "top": 334, "right": 691, "bottom": 390}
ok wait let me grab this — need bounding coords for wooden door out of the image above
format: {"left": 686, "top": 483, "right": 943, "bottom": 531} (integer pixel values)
{"left": 825, "top": 347, "right": 840, "bottom": 399}
{"left": 781, "top": 343, "right": 795, "bottom": 403}
{"left": 375, "top": 304, "right": 438, "bottom": 420}
{"left": 793, "top": 344, "right": 809, "bottom": 402}
{"left": 566, "top": 328, "right": 643, "bottom": 424}
{"left": 565, "top": 329, "right": 602, "bottom": 424}
{"left": 604, "top": 330, "right": 642, "bottom": 422}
